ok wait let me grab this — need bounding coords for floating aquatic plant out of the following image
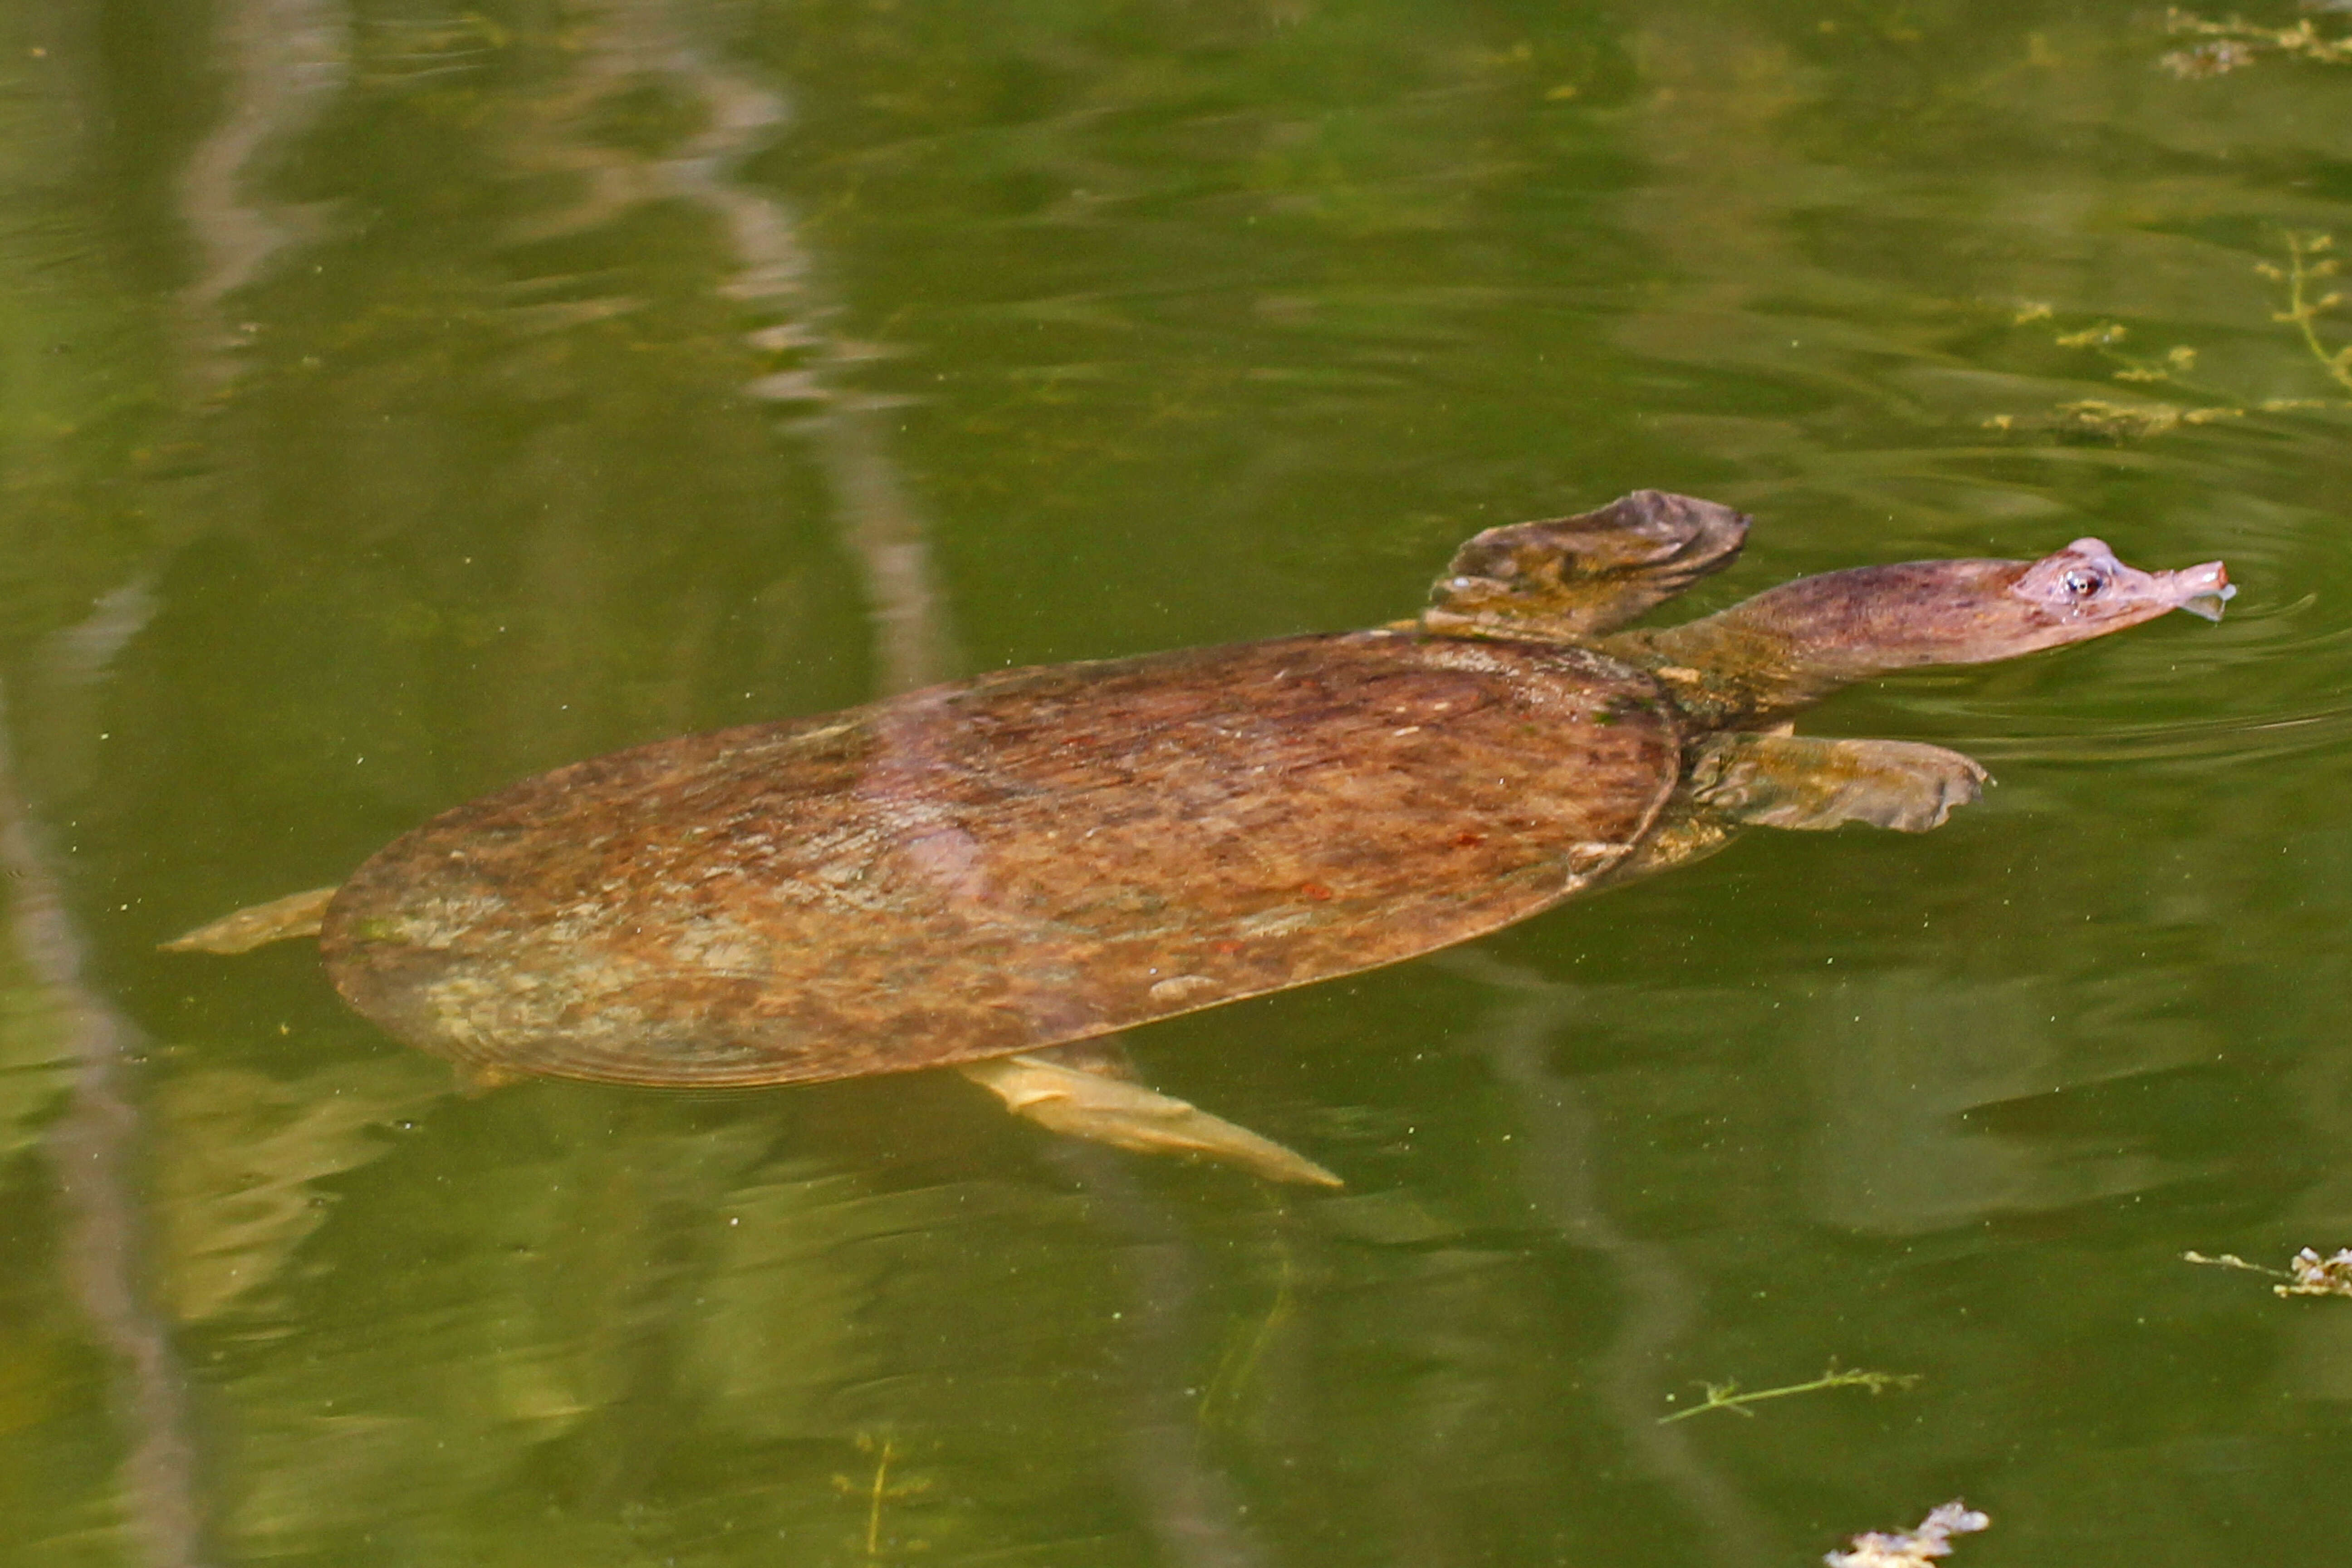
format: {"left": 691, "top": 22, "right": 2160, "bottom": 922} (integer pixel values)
{"left": 2185, "top": 1245, "right": 2352, "bottom": 1297}
{"left": 1657, "top": 1360, "right": 1920, "bottom": 1425}
{"left": 1825, "top": 1501, "right": 1990, "bottom": 1568}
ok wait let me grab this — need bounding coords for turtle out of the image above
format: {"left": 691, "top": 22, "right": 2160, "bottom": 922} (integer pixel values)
{"left": 165, "top": 491, "right": 2232, "bottom": 1186}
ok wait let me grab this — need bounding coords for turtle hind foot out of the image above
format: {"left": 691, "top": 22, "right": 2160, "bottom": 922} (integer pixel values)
{"left": 1692, "top": 733, "right": 1988, "bottom": 833}
{"left": 158, "top": 885, "right": 339, "bottom": 954}
{"left": 958, "top": 1050, "right": 1343, "bottom": 1188}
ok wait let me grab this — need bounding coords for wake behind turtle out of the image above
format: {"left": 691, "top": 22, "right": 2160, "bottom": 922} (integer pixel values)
{"left": 167, "top": 492, "right": 2231, "bottom": 1185}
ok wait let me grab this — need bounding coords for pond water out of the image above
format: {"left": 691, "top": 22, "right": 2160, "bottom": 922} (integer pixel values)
{"left": 5, "top": 3, "right": 2352, "bottom": 1564}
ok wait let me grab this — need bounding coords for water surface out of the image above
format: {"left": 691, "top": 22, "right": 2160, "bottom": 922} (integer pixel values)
{"left": 5, "top": 3, "right": 2351, "bottom": 1565}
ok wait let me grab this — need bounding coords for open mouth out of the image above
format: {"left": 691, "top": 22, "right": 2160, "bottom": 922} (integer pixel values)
{"left": 2171, "top": 562, "right": 2234, "bottom": 623}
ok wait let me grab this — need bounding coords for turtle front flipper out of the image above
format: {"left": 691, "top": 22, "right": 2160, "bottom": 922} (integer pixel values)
{"left": 159, "top": 885, "right": 340, "bottom": 954}
{"left": 957, "top": 1044, "right": 1342, "bottom": 1188}
{"left": 1420, "top": 490, "right": 1749, "bottom": 643}
{"left": 1689, "top": 733, "right": 1989, "bottom": 833}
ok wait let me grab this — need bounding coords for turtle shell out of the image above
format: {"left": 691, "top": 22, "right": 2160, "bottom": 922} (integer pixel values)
{"left": 320, "top": 628, "right": 1683, "bottom": 1087}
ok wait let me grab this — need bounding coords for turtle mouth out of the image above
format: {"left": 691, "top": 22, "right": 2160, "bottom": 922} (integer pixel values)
{"left": 2167, "top": 560, "right": 2234, "bottom": 623}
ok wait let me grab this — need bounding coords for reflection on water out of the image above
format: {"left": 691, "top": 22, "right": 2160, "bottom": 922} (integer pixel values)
{"left": 0, "top": 685, "right": 206, "bottom": 1568}
{"left": 8, "top": 1, "right": 2352, "bottom": 1565}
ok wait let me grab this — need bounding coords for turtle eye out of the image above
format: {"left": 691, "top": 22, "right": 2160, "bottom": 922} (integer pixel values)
{"left": 2059, "top": 567, "right": 2107, "bottom": 599}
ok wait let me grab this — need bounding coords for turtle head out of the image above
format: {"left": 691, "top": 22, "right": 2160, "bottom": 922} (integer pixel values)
{"left": 2005, "top": 537, "right": 2234, "bottom": 637}
{"left": 1829, "top": 538, "right": 2234, "bottom": 668}
{"left": 1606, "top": 535, "right": 2231, "bottom": 726}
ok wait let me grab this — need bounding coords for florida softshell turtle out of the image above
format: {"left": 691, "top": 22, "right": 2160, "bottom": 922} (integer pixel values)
{"left": 168, "top": 491, "right": 2232, "bottom": 1186}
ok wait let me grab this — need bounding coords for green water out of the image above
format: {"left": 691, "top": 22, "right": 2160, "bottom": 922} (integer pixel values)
{"left": 5, "top": 2, "right": 2350, "bottom": 1563}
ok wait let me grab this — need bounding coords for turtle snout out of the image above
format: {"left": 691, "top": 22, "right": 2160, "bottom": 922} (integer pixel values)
{"left": 2168, "top": 559, "right": 2233, "bottom": 622}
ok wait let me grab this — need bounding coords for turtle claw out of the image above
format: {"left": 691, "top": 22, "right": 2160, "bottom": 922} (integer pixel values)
{"left": 159, "top": 885, "right": 339, "bottom": 954}
{"left": 957, "top": 1053, "right": 1343, "bottom": 1188}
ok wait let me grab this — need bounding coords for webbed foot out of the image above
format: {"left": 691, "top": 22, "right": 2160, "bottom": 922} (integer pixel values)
{"left": 958, "top": 1048, "right": 1343, "bottom": 1188}
{"left": 1691, "top": 733, "right": 1988, "bottom": 833}
{"left": 1422, "top": 491, "right": 1750, "bottom": 642}
{"left": 159, "top": 885, "right": 340, "bottom": 954}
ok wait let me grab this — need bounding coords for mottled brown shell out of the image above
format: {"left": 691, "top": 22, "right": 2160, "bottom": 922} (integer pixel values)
{"left": 320, "top": 630, "right": 1683, "bottom": 1087}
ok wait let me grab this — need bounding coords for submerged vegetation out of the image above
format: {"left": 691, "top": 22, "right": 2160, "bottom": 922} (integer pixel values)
{"left": 2160, "top": 8, "right": 2352, "bottom": 78}
{"left": 2262, "top": 232, "right": 2352, "bottom": 396}
{"left": 1987, "top": 233, "right": 2352, "bottom": 437}
{"left": 833, "top": 1435, "right": 934, "bottom": 1563}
